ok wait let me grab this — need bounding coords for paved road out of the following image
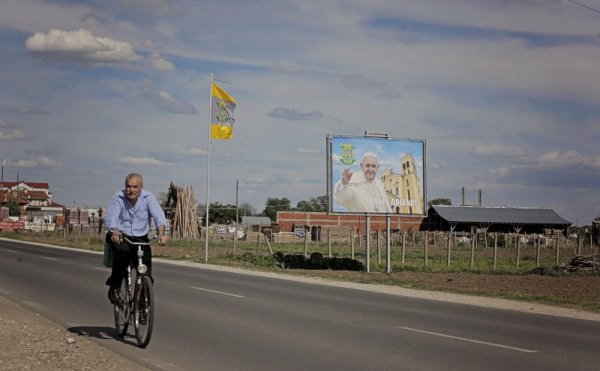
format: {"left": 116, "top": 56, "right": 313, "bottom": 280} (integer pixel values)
{"left": 1, "top": 239, "right": 599, "bottom": 371}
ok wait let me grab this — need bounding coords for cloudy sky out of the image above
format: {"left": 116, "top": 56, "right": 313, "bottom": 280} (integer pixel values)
{"left": 1, "top": 0, "right": 600, "bottom": 225}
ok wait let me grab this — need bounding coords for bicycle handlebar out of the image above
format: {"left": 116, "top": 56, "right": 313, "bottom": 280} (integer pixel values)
{"left": 122, "top": 236, "right": 160, "bottom": 246}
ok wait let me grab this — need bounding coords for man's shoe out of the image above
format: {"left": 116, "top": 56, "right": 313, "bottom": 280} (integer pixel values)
{"left": 108, "top": 287, "right": 121, "bottom": 304}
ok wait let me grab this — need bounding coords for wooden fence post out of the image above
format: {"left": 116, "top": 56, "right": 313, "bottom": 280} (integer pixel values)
{"left": 470, "top": 232, "right": 475, "bottom": 269}
{"left": 493, "top": 234, "right": 498, "bottom": 271}
{"left": 328, "top": 229, "right": 332, "bottom": 258}
{"left": 424, "top": 231, "right": 428, "bottom": 266}
{"left": 555, "top": 237, "right": 560, "bottom": 266}
{"left": 401, "top": 232, "right": 406, "bottom": 263}
{"left": 256, "top": 233, "right": 260, "bottom": 254}
{"left": 303, "top": 229, "right": 308, "bottom": 256}
{"left": 515, "top": 234, "right": 521, "bottom": 268}
{"left": 377, "top": 229, "right": 381, "bottom": 265}
{"left": 446, "top": 232, "right": 451, "bottom": 267}
{"left": 351, "top": 229, "right": 355, "bottom": 259}
{"left": 535, "top": 234, "right": 541, "bottom": 267}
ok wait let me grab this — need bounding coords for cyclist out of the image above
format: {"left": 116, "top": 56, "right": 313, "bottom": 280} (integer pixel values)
{"left": 105, "top": 173, "right": 168, "bottom": 303}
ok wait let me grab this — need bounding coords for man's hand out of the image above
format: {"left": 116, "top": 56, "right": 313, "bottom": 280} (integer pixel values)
{"left": 341, "top": 168, "right": 353, "bottom": 185}
{"left": 110, "top": 230, "right": 122, "bottom": 244}
{"left": 158, "top": 235, "right": 169, "bottom": 245}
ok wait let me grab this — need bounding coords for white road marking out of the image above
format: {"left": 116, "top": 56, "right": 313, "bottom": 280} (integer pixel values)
{"left": 5, "top": 249, "right": 17, "bottom": 253}
{"left": 398, "top": 326, "right": 538, "bottom": 353}
{"left": 189, "top": 286, "right": 245, "bottom": 298}
{"left": 95, "top": 267, "right": 111, "bottom": 272}
{"left": 41, "top": 256, "right": 58, "bottom": 261}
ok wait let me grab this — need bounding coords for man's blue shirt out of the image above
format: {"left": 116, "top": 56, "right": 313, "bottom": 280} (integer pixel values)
{"left": 105, "top": 189, "right": 166, "bottom": 237}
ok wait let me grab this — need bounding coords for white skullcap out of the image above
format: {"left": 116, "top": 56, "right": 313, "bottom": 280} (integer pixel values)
{"left": 361, "top": 152, "right": 379, "bottom": 162}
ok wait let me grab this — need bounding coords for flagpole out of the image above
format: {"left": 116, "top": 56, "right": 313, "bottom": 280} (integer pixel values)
{"left": 204, "top": 73, "right": 213, "bottom": 261}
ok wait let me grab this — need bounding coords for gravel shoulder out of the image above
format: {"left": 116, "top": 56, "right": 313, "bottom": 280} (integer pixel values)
{"left": 0, "top": 293, "right": 148, "bottom": 370}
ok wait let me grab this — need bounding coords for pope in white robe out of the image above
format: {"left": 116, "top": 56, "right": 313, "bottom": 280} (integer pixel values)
{"left": 333, "top": 152, "right": 392, "bottom": 213}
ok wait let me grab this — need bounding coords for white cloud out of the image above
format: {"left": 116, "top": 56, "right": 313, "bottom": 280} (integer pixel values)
{"left": 0, "top": 129, "right": 25, "bottom": 141}
{"left": 25, "top": 28, "right": 142, "bottom": 66}
{"left": 272, "top": 60, "right": 303, "bottom": 72}
{"left": 12, "top": 157, "right": 59, "bottom": 168}
{"left": 472, "top": 145, "right": 525, "bottom": 158}
{"left": 537, "top": 150, "right": 600, "bottom": 169}
{"left": 178, "top": 147, "right": 208, "bottom": 156}
{"left": 118, "top": 156, "right": 171, "bottom": 166}
{"left": 37, "top": 156, "right": 59, "bottom": 168}
{"left": 267, "top": 108, "right": 323, "bottom": 121}
{"left": 144, "top": 89, "right": 197, "bottom": 114}
{"left": 296, "top": 147, "right": 321, "bottom": 155}
{"left": 146, "top": 53, "right": 175, "bottom": 71}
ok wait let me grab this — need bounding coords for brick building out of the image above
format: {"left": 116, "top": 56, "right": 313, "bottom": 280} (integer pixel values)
{"left": 276, "top": 211, "right": 424, "bottom": 235}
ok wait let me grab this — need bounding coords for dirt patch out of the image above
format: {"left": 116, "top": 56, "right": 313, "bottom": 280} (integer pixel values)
{"left": 278, "top": 269, "right": 600, "bottom": 311}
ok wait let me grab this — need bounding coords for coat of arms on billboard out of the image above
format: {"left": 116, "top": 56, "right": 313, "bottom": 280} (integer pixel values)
{"left": 339, "top": 143, "right": 355, "bottom": 165}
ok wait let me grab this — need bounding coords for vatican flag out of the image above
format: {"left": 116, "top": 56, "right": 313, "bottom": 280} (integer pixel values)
{"left": 210, "top": 82, "right": 236, "bottom": 140}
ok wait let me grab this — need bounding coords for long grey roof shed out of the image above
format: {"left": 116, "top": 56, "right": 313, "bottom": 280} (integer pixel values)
{"left": 422, "top": 205, "right": 571, "bottom": 233}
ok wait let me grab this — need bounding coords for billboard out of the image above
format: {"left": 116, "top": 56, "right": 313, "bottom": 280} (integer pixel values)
{"left": 327, "top": 134, "right": 426, "bottom": 215}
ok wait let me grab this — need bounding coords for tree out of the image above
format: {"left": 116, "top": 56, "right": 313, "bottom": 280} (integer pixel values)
{"left": 6, "top": 200, "right": 20, "bottom": 216}
{"left": 263, "top": 197, "right": 291, "bottom": 221}
{"left": 428, "top": 198, "right": 452, "bottom": 207}
{"left": 239, "top": 202, "right": 255, "bottom": 217}
{"left": 296, "top": 195, "right": 328, "bottom": 212}
{"left": 198, "top": 202, "right": 255, "bottom": 225}
{"left": 199, "top": 202, "right": 239, "bottom": 225}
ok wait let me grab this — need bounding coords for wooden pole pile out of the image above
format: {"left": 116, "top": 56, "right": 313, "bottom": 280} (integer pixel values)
{"left": 166, "top": 182, "right": 200, "bottom": 240}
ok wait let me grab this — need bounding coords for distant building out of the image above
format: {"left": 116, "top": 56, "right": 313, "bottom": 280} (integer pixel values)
{"left": 277, "top": 211, "right": 424, "bottom": 235}
{"left": 0, "top": 181, "right": 64, "bottom": 222}
{"left": 421, "top": 205, "right": 572, "bottom": 234}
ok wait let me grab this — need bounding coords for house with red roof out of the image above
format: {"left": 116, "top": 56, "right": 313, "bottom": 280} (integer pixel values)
{"left": 0, "top": 181, "right": 64, "bottom": 222}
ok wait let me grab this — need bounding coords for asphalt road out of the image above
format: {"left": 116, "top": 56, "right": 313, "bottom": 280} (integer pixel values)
{"left": 1, "top": 238, "right": 599, "bottom": 371}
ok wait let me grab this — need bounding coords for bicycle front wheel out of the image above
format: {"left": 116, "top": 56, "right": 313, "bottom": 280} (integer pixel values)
{"left": 113, "top": 278, "right": 129, "bottom": 337}
{"left": 134, "top": 275, "right": 154, "bottom": 348}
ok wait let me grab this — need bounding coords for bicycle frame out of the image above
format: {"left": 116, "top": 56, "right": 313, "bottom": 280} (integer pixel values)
{"left": 114, "top": 236, "right": 158, "bottom": 348}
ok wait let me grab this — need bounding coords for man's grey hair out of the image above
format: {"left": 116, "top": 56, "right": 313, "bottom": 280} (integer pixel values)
{"left": 125, "top": 173, "right": 144, "bottom": 187}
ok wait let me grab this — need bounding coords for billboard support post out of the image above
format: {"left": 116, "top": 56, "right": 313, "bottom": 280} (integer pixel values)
{"left": 386, "top": 215, "right": 391, "bottom": 273}
{"left": 365, "top": 215, "right": 371, "bottom": 273}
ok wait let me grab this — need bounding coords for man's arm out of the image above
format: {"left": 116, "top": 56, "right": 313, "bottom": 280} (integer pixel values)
{"left": 147, "top": 193, "right": 168, "bottom": 244}
{"left": 105, "top": 194, "right": 123, "bottom": 244}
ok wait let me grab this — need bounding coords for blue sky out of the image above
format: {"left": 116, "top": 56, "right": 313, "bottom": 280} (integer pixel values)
{"left": 1, "top": 0, "right": 599, "bottom": 225}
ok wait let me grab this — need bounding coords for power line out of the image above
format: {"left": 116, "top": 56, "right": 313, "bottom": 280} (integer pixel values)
{"left": 567, "top": 0, "right": 600, "bottom": 14}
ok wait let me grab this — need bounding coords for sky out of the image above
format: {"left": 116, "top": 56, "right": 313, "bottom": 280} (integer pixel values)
{"left": 1, "top": 0, "right": 600, "bottom": 225}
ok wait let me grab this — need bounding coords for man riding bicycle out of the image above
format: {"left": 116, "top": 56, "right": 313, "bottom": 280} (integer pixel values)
{"left": 105, "top": 173, "right": 168, "bottom": 304}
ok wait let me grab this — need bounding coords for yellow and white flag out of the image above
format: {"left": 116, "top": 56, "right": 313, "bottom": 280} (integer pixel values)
{"left": 210, "top": 82, "right": 236, "bottom": 140}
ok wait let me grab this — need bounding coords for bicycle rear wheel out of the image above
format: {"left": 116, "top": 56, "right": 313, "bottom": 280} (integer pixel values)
{"left": 113, "top": 278, "right": 129, "bottom": 337}
{"left": 134, "top": 275, "right": 154, "bottom": 348}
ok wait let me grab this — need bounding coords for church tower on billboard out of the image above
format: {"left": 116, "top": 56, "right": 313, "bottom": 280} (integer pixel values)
{"left": 380, "top": 154, "right": 424, "bottom": 215}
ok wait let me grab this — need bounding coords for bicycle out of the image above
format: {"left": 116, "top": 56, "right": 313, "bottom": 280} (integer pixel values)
{"left": 113, "top": 236, "right": 157, "bottom": 348}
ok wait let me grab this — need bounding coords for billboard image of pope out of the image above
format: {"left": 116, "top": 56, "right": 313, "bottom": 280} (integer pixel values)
{"left": 329, "top": 135, "right": 426, "bottom": 215}
{"left": 333, "top": 151, "right": 392, "bottom": 213}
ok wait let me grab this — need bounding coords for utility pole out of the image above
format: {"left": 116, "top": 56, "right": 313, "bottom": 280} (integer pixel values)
{"left": 0, "top": 160, "right": 5, "bottom": 190}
